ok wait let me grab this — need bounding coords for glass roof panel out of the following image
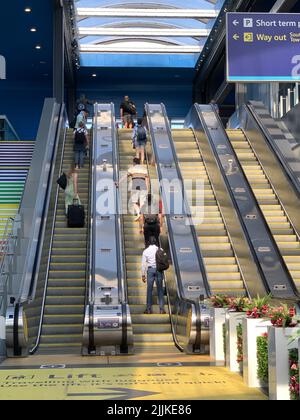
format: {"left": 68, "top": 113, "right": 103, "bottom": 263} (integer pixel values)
{"left": 74, "top": 0, "right": 225, "bottom": 67}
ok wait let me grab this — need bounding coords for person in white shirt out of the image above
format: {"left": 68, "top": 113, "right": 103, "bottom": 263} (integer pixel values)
{"left": 142, "top": 236, "right": 166, "bottom": 314}
{"left": 75, "top": 110, "right": 89, "bottom": 129}
{"left": 126, "top": 157, "right": 149, "bottom": 220}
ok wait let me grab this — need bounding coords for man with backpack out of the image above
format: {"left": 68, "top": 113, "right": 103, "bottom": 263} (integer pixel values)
{"left": 133, "top": 118, "right": 148, "bottom": 164}
{"left": 120, "top": 96, "right": 137, "bottom": 128}
{"left": 142, "top": 236, "right": 169, "bottom": 314}
{"left": 74, "top": 121, "right": 89, "bottom": 169}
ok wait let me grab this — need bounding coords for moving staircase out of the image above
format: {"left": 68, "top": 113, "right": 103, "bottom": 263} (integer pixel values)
{"left": 0, "top": 141, "right": 34, "bottom": 244}
{"left": 37, "top": 129, "right": 90, "bottom": 354}
{"left": 172, "top": 129, "right": 246, "bottom": 296}
{"left": 228, "top": 129, "right": 300, "bottom": 292}
{"left": 118, "top": 129, "right": 178, "bottom": 354}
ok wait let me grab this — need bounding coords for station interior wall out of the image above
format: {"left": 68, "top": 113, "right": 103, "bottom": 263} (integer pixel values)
{"left": 0, "top": 80, "right": 52, "bottom": 140}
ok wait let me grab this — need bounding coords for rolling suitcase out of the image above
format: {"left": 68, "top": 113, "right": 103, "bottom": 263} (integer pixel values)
{"left": 67, "top": 199, "right": 85, "bottom": 228}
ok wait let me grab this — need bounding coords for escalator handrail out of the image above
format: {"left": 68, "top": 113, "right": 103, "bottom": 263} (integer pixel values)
{"left": 143, "top": 115, "right": 183, "bottom": 352}
{"left": 146, "top": 103, "right": 205, "bottom": 352}
{"left": 161, "top": 103, "right": 211, "bottom": 298}
{"left": 29, "top": 105, "right": 68, "bottom": 354}
{"left": 111, "top": 104, "right": 128, "bottom": 306}
{"left": 112, "top": 105, "right": 129, "bottom": 351}
{"left": 160, "top": 104, "right": 209, "bottom": 351}
{"left": 83, "top": 116, "right": 94, "bottom": 308}
{"left": 246, "top": 102, "right": 300, "bottom": 200}
{"left": 195, "top": 103, "right": 300, "bottom": 301}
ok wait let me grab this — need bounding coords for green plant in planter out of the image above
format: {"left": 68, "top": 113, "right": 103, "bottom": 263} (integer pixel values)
{"left": 257, "top": 332, "right": 268, "bottom": 385}
{"left": 229, "top": 296, "right": 249, "bottom": 312}
{"left": 245, "top": 294, "right": 271, "bottom": 319}
{"left": 269, "top": 304, "right": 299, "bottom": 327}
{"left": 209, "top": 295, "right": 232, "bottom": 308}
{"left": 236, "top": 323, "right": 243, "bottom": 371}
{"left": 289, "top": 348, "right": 299, "bottom": 400}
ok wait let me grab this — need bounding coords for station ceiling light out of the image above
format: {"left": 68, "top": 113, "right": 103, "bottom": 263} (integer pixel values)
{"left": 24, "top": 7, "right": 32, "bottom": 13}
{"left": 35, "top": 45, "right": 42, "bottom": 50}
{"left": 30, "top": 28, "right": 37, "bottom": 32}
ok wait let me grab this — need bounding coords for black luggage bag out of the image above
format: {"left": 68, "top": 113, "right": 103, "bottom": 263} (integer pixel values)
{"left": 67, "top": 199, "right": 85, "bottom": 228}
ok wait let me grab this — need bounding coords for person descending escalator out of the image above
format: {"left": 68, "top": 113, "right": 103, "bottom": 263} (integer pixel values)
{"left": 142, "top": 236, "right": 166, "bottom": 315}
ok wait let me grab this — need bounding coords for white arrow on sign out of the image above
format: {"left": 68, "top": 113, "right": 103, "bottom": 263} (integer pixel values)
{"left": 233, "top": 34, "right": 240, "bottom": 41}
{"left": 233, "top": 20, "right": 239, "bottom": 26}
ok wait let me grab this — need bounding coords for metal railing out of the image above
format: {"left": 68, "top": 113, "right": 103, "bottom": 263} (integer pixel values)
{"left": 0, "top": 115, "right": 20, "bottom": 141}
{"left": 0, "top": 217, "right": 18, "bottom": 316}
{"left": 276, "top": 84, "right": 300, "bottom": 118}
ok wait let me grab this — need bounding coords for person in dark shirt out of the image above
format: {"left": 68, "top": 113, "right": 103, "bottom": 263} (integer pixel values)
{"left": 120, "top": 96, "right": 137, "bottom": 129}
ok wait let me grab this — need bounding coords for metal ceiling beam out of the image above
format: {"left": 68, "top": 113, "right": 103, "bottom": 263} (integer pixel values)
{"left": 78, "top": 27, "right": 210, "bottom": 37}
{"left": 271, "top": 0, "right": 299, "bottom": 12}
{"left": 76, "top": 7, "right": 219, "bottom": 19}
{"left": 80, "top": 44, "right": 203, "bottom": 53}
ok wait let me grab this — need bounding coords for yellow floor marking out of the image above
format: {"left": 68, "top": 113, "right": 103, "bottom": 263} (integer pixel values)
{"left": 0, "top": 366, "right": 266, "bottom": 400}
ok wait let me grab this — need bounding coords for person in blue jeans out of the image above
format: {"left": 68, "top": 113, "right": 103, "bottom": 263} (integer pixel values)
{"left": 74, "top": 122, "right": 88, "bottom": 169}
{"left": 141, "top": 236, "right": 166, "bottom": 314}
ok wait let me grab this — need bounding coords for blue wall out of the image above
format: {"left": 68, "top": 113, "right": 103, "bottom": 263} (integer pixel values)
{"left": 77, "top": 67, "right": 195, "bottom": 118}
{"left": 0, "top": 81, "right": 52, "bottom": 140}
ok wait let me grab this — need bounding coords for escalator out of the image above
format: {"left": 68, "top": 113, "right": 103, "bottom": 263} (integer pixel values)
{"left": 172, "top": 129, "right": 246, "bottom": 295}
{"left": 186, "top": 104, "right": 298, "bottom": 301}
{"left": 228, "top": 129, "right": 300, "bottom": 293}
{"left": 35, "top": 129, "right": 90, "bottom": 354}
{"left": 117, "top": 128, "right": 178, "bottom": 354}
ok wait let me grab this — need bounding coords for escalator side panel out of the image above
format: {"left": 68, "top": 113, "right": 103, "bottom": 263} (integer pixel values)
{"left": 191, "top": 104, "right": 298, "bottom": 300}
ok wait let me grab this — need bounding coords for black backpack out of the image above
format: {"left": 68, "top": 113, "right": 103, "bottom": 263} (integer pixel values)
{"left": 144, "top": 214, "right": 158, "bottom": 225}
{"left": 74, "top": 129, "right": 86, "bottom": 145}
{"left": 137, "top": 126, "right": 147, "bottom": 142}
{"left": 156, "top": 248, "right": 169, "bottom": 272}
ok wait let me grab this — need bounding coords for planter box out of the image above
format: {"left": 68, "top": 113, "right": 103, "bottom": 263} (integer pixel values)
{"left": 225, "top": 311, "right": 246, "bottom": 372}
{"left": 268, "top": 326, "right": 297, "bottom": 400}
{"left": 242, "top": 317, "right": 271, "bottom": 388}
{"left": 209, "top": 307, "right": 227, "bottom": 362}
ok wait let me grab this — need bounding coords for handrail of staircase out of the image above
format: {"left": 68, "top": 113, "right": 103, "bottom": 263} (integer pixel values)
{"left": 0, "top": 115, "right": 20, "bottom": 141}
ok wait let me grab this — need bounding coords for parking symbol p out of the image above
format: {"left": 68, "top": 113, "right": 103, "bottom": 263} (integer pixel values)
{"left": 243, "top": 18, "right": 253, "bottom": 28}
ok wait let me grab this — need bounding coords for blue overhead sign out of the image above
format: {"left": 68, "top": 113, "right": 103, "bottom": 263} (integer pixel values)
{"left": 226, "top": 13, "right": 300, "bottom": 82}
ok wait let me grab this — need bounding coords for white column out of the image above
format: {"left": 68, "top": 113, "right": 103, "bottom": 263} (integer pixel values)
{"left": 209, "top": 308, "right": 226, "bottom": 362}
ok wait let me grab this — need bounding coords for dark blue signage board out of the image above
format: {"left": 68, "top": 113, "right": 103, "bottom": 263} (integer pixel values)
{"left": 226, "top": 13, "right": 300, "bottom": 82}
